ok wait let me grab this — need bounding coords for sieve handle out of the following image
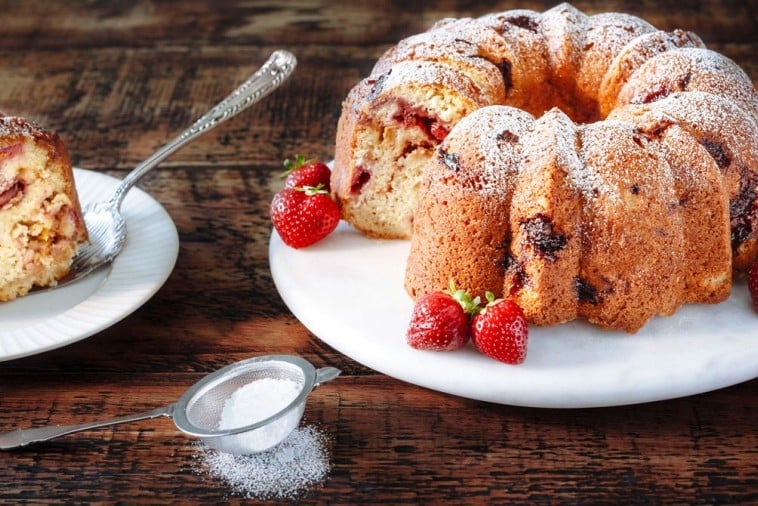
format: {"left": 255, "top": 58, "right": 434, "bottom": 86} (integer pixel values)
{"left": 314, "top": 367, "right": 341, "bottom": 387}
{"left": 0, "top": 404, "right": 175, "bottom": 450}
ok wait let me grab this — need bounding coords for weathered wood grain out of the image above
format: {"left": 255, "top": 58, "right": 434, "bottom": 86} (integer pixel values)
{"left": 0, "top": 0, "right": 756, "bottom": 503}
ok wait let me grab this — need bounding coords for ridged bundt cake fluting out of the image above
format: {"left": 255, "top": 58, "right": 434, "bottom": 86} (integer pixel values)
{"left": 331, "top": 3, "right": 758, "bottom": 332}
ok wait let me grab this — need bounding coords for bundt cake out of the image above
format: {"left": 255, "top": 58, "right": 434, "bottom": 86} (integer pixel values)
{"left": 0, "top": 116, "right": 88, "bottom": 301}
{"left": 331, "top": 3, "right": 757, "bottom": 332}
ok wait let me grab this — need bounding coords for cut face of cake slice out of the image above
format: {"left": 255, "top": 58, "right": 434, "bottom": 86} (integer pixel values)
{"left": 0, "top": 116, "right": 88, "bottom": 301}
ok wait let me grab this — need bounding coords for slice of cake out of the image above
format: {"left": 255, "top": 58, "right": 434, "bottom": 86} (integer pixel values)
{"left": 0, "top": 116, "right": 88, "bottom": 301}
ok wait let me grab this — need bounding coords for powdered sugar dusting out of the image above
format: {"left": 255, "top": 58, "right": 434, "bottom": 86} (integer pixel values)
{"left": 621, "top": 48, "right": 758, "bottom": 116}
{"left": 540, "top": 3, "right": 588, "bottom": 77}
{"left": 335, "top": 3, "right": 758, "bottom": 263}
{"left": 371, "top": 21, "right": 508, "bottom": 97}
{"left": 584, "top": 12, "right": 655, "bottom": 50}
{"left": 376, "top": 60, "right": 492, "bottom": 107}
{"left": 387, "top": 17, "right": 508, "bottom": 62}
{"left": 0, "top": 116, "right": 57, "bottom": 147}
{"left": 218, "top": 378, "right": 301, "bottom": 430}
{"left": 216, "top": 377, "right": 303, "bottom": 453}
{"left": 445, "top": 105, "right": 535, "bottom": 193}
{"left": 576, "top": 12, "right": 656, "bottom": 106}
{"left": 536, "top": 108, "right": 584, "bottom": 188}
{"left": 599, "top": 29, "right": 705, "bottom": 112}
{"left": 619, "top": 91, "right": 757, "bottom": 163}
{"left": 193, "top": 425, "right": 331, "bottom": 501}
{"left": 571, "top": 119, "right": 661, "bottom": 201}
{"left": 478, "top": 9, "right": 542, "bottom": 34}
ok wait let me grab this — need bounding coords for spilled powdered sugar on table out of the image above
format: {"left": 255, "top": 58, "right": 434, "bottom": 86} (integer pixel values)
{"left": 192, "top": 424, "right": 332, "bottom": 500}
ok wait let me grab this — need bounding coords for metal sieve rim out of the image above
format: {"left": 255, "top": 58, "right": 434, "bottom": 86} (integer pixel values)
{"left": 171, "top": 354, "right": 316, "bottom": 438}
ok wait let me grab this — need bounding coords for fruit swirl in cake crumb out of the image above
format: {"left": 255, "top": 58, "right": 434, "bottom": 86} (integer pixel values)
{"left": 0, "top": 142, "right": 23, "bottom": 161}
{"left": 0, "top": 178, "right": 24, "bottom": 209}
{"left": 0, "top": 143, "right": 25, "bottom": 209}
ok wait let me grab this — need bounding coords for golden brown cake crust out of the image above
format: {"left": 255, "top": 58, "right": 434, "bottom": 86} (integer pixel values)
{"left": 504, "top": 108, "right": 582, "bottom": 326}
{"left": 609, "top": 91, "right": 758, "bottom": 272}
{"left": 333, "top": 3, "right": 758, "bottom": 332}
{"left": 615, "top": 48, "right": 758, "bottom": 119}
{"left": 647, "top": 124, "right": 731, "bottom": 303}
{"left": 598, "top": 29, "right": 705, "bottom": 117}
{"left": 404, "top": 106, "right": 534, "bottom": 300}
{"left": 574, "top": 120, "right": 685, "bottom": 332}
{"left": 573, "top": 12, "right": 655, "bottom": 121}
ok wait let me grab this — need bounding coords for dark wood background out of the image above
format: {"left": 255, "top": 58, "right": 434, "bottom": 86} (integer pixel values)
{"left": 0, "top": 0, "right": 756, "bottom": 503}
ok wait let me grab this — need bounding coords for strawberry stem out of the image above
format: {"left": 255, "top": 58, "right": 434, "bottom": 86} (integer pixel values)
{"left": 281, "top": 154, "right": 314, "bottom": 177}
{"left": 446, "top": 279, "right": 482, "bottom": 316}
{"left": 477, "top": 291, "right": 504, "bottom": 316}
{"left": 297, "top": 183, "right": 330, "bottom": 196}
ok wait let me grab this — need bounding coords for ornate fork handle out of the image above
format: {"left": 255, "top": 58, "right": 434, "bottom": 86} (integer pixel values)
{"left": 109, "top": 49, "right": 297, "bottom": 209}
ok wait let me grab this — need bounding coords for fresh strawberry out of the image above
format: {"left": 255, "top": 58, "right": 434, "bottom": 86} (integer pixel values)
{"left": 748, "top": 263, "right": 758, "bottom": 311}
{"left": 270, "top": 184, "right": 340, "bottom": 249}
{"left": 407, "top": 293, "right": 469, "bottom": 351}
{"left": 406, "top": 281, "right": 480, "bottom": 351}
{"left": 282, "top": 155, "right": 331, "bottom": 191}
{"left": 471, "top": 293, "right": 528, "bottom": 364}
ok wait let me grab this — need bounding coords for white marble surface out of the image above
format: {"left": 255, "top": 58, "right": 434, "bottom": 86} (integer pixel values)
{"left": 270, "top": 222, "right": 758, "bottom": 408}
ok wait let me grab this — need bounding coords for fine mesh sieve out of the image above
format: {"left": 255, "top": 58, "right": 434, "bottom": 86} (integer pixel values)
{"left": 174, "top": 355, "right": 339, "bottom": 453}
{"left": 0, "top": 355, "right": 340, "bottom": 455}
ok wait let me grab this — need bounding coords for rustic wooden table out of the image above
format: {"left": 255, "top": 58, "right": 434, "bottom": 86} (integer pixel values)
{"left": 1, "top": 1, "right": 756, "bottom": 503}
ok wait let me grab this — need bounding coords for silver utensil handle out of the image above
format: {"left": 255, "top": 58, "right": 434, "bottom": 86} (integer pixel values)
{"left": 0, "top": 405, "right": 174, "bottom": 450}
{"left": 314, "top": 367, "right": 341, "bottom": 387}
{"left": 110, "top": 49, "right": 297, "bottom": 208}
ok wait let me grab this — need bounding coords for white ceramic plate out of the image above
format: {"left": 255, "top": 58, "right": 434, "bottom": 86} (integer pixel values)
{"left": 270, "top": 222, "right": 758, "bottom": 408}
{"left": 0, "top": 168, "right": 179, "bottom": 361}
